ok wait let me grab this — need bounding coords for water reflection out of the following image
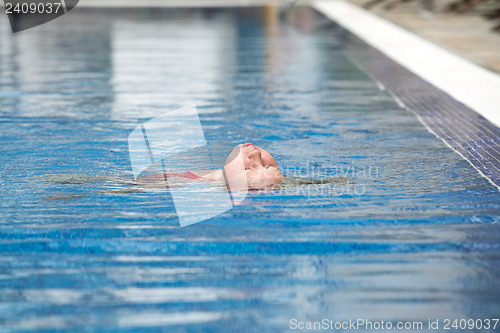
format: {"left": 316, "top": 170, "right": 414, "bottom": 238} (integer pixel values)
{"left": 110, "top": 8, "right": 237, "bottom": 120}
{"left": 0, "top": 9, "right": 113, "bottom": 119}
{"left": 0, "top": 6, "right": 499, "bottom": 333}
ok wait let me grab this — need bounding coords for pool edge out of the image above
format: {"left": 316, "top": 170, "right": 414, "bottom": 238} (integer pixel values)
{"left": 313, "top": 0, "right": 500, "bottom": 128}
{"left": 313, "top": 0, "right": 500, "bottom": 191}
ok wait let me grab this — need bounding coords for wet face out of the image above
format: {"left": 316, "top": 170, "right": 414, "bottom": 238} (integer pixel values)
{"left": 223, "top": 143, "right": 284, "bottom": 189}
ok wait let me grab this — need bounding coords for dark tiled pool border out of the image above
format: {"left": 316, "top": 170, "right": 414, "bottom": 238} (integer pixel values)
{"left": 314, "top": 9, "right": 500, "bottom": 190}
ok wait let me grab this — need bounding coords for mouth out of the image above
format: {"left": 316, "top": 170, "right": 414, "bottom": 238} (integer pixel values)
{"left": 242, "top": 142, "right": 253, "bottom": 147}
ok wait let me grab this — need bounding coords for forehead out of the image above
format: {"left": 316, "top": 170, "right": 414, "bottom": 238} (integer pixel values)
{"left": 246, "top": 166, "right": 283, "bottom": 187}
{"left": 247, "top": 164, "right": 281, "bottom": 177}
{"left": 259, "top": 148, "right": 278, "bottom": 163}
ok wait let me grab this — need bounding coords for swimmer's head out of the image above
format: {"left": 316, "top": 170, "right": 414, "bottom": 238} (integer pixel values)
{"left": 223, "top": 142, "right": 284, "bottom": 190}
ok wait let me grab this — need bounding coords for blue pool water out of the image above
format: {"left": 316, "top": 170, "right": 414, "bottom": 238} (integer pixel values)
{"left": 1, "top": 6, "right": 500, "bottom": 332}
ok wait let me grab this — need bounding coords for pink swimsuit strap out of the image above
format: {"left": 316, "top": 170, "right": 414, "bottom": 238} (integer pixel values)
{"left": 164, "top": 171, "right": 209, "bottom": 180}
{"left": 136, "top": 171, "right": 212, "bottom": 183}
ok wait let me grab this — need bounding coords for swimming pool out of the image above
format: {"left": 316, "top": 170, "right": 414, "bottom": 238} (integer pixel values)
{"left": 1, "top": 5, "right": 499, "bottom": 332}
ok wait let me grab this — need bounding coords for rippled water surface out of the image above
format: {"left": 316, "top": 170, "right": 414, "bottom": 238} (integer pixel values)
{"left": 1, "top": 7, "right": 500, "bottom": 332}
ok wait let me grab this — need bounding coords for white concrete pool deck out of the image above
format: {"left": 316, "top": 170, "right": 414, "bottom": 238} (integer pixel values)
{"left": 313, "top": 0, "right": 500, "bottom": 191}
{"left": 314, "top": 0, "right": 500, "bottom": 129}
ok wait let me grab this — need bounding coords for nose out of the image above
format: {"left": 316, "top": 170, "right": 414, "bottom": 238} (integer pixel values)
{"left": 247, "top": 149, "right": 263, "bottom": 162}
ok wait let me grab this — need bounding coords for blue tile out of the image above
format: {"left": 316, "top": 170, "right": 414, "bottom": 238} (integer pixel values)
{"left": 337, "top": 27, "right": 500, "bottom": 189}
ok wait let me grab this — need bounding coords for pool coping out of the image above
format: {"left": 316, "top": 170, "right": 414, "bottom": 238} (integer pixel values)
{"left": 314, "top": 0, "right": 500, "bottom": 191}
{"left": 313, "top": 0, "right": 500, "bottom": 128}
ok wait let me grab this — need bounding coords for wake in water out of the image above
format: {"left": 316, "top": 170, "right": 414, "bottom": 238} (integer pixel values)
{"left": 32, "top": 173, "right": 353, "bottom": 200}
{"left": 31, "top": 142, "right": 353, "bottom": 200}
{"left": 26, "top": 174, "right": 142, "bottom": 200}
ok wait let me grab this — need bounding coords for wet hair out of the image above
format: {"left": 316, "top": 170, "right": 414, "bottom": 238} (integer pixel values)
{"left": 241, "top": 175, "right": 353, "bottom": 191}
{"left": 279, "top": 175, "right": 353, "bottom": 187}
